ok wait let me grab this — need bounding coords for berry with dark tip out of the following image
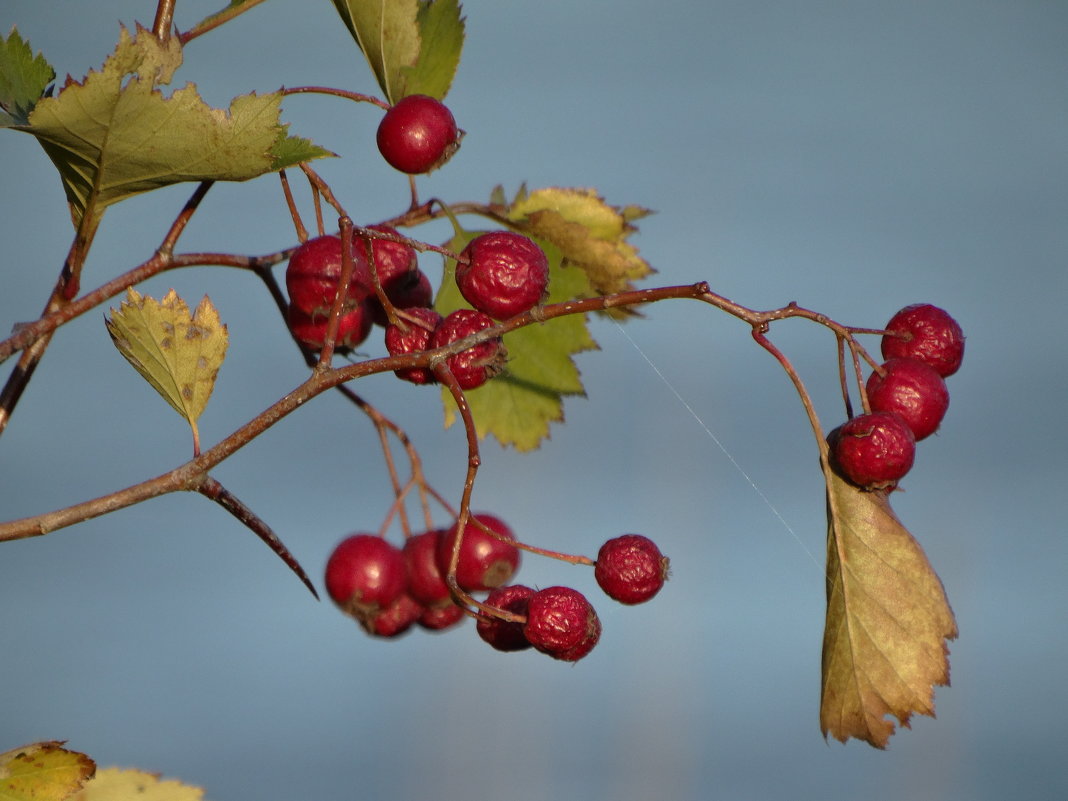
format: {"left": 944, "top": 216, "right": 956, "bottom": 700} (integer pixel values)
{"left": 428, "top": 308, "right": 506, "bottom": 390}
{"left": 324, "top": 534, "right": 408, "bottom": 627}
{"left": 436, "top": 513, "right": 520, "bottom": 593}
{"left": 286, "top": 234, "right": 373, "bottom": 317}
{"left": 376, "top": 94, "right": 461, "bottom": 174}
{"left": 523, "top": 586, "right": 601, "bottom": 662}
{"left": 866, "top": 358, "right": 949, "bottom": 441}
{"left": 881, "top": 303, "right": 965, "bottom": 377}
{"left": 456, "top": 231, "right": 550, "bottom": 320}
{"left": 365, "top": 592, "right": 423, "bottom": 638}
{"left": 384, "top": 307, "right": 442, "bottom": 385}
{"left": 287, "top": 301, "right": 374, "bottom": 353}
{"left": 477, "top": 584, "right": 535, "bottom": 652}
{"left": 828, "top": 411, "right": 916, "bottom": 490}
{"left": 595, "top": 534, "right": 670, "bottom": 605}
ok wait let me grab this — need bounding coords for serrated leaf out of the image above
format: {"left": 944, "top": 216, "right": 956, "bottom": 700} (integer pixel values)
{"left": 0, "top": 741, "right": 96, "bottom": 801}
{"left": 105, "top": 289, "right": 228, "bottom": 441}
{"left": 330, "top": 0, "right": 422, "bottom": 104}
{"left": 435, "top": 230, "right": 597, "bottom": 450}
{"left": 15, "top": 25, "right": 330, "bottom": 227}
{"left": 820, "top": 464, "right": 958, "bottom": 748}
{"left": 398, "top": 0, "right": 465, "bottom": 100}
{"left": 506, "top": 187, "right": 655, "bottom": 306}
{"left": 71, "top": 767, "right": 204, "bottom": 801}
{"left": 0, "top": 27, "right": 56, "bottom": 127}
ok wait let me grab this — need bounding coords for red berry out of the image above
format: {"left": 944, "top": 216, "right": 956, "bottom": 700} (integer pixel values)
{"left": 428, "top": 308, "right": 506, "bottom": 390}
{"left": 418, "top": 602, "right": 466, "bottom": 631}
{"left": 456, "top": 232, "right": 550, "bottom": 320}
{"left": 384, "top": 307, "right": 442, "bottom": 385}
{"left": 286, "top": 234, "right": 373, "bottom": 317}
{"left": 324, "top": 534, "right": 408, "bottom": 626}
{"left": 828, "top": 412, "right": 916, "bottom": 490}
{"left": 287, "top": 302, "right": 373, "bottom": 353}
{"left": 866, "top": 358, "right": 949, "bottom": 441}
{"left": 477, "top": 584, "right": 535, "bottom": 652}
{"left": 881, "top": 304, "right": 965, "bottom": 377}
{"left": 402, "top": 529, "right": 451, "bottom": 605}
{"left": 524, "top": 586, "right": 601, "bottom": 662}
{"left": 376, "top": 94, "right": 460, "bottom": 174}
{"left": 595, "top": 534, "right": 670, "bottom": 605}
{"left": 365, "top": 592, "right": 423, "bottom": 638}
{"left": 360, "top": 226, "right": 428, "bottom": 325}
{"left": 436, "top": 513, "right": 521, "bottom": 593}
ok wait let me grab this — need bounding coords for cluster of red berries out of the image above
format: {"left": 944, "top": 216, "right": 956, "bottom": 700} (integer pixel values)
{"left": 323, "top": 516, "right": 669, "bottom": 662}
{"left": 829, "top": 304, "right": 965, "bottom": 489}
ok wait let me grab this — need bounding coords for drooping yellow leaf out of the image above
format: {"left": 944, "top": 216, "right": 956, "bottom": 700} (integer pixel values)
{"left": 821, "top": 463, "right": 958, "bottom": 747}
{"left": 105, "top": 289, "right": 228, "bottom": 441}
{"left": 506, "top": 187, "right": 655, "bottom": 307}
{"left": 71, "top": 767, "right": 205, "bottom": 801}
{"left": 0, "top": 741, "right": 96, "bottom": 801}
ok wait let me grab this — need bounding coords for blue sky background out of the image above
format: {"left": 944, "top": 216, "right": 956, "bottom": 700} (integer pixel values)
{"left": 2, "top": 1, "right": 1066, "bottom": 799}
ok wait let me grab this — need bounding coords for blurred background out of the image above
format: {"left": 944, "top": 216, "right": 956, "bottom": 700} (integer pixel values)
{"left": 2, "top": 1, "right": 1066, "bottom": 799}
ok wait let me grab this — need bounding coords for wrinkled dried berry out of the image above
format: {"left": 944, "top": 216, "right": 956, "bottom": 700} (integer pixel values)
{"left": 428, "top": 308, "right": 506, "bottom": 389}
{"left": 866, "top": 358, "right": 949, "bottom": 441}
{"left": 477, "top": 584, "right": 535, "bottom": 652}
{"left": 828, "top": 411, "right": 916, "bottom": 490}
{"left": 384, "top": 307, "right": 442, "bottom": 385}
{"left": 524, "top": 586, "right": 601, "bottom": 662}
{"left": 595, "top": 534, "right": 670, "bottom": 605}
{"left": 456, "top": 231, "right": 549, "bottom": 320}
{"left": 881, "top": 303, "right": 965, "bottom": 377}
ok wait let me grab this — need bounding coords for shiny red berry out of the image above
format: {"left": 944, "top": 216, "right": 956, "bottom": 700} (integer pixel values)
{"left": 402, "top": 529, "right": 451, "bottom": 606}
{"left": 524, "top": 586, "right": 601, "bottom": 662}
{"left": 866, "top": 358, "right": 949, "bottom": 441}
{"left": 286, "top": 234, "right": 372, "bottom": 317}
{"left": 477, "top": 584, "right": 535, "bottom": 652}
{"left": 436, "top": 513, "right": 521, "bottom": 593}
{"left": 360, "top": 226, "right": 430, "bottom": 325}
{"left": 287, "top": 301, "right": 373, "bottom": 353}
{"left": 595, "top": 534, "right": 670, "bottom": 605}
{"left": 428, "top": 308, "right": 506, "bottom": 390}
{"left": 456, "top": 232, "right": 550, "bottom": 320}
{"left": 881, "top": 304, "right": 965, "bottom": 377}
{"left": 376, "top": 94, "right": 460, "bottom": 174}
{"left": 324, "top": 534, "right": 407, "bottom": 627}
{"left": 828, "top": 412, "right": 916, "bottom": 490}
{"left": 384, "top": 307, "right": 442, "bottom": 385}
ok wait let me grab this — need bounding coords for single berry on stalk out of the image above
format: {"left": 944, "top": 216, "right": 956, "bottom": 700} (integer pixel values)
{"left": 595, "top": 534, "right": 670, "bottom": 605}
{"left": 384, "top": 308, "right": 442, "bottom": 385}
{"left": 286, "top": 234, "right": 372, "bottom": 317}
{"left": 828, "top": 411, "right": 916, "bottom": 490}
{"left": 456, "top": 231, "right": 550, "bottom": 320}
{"left": 376, "top": 94, "right": 461, "bottom": 174}
{"left": 436, "top": 513, "right": 521, "bottom": 593}
{"left": 287, "top": 301, "right": 373, "bottom": 353}
{"left": 477, "top": 584, "right": 535, "bottom": 652}
{"left": 866, "top": 358, "right": 949, "bottom": 441}
{"left": 881, "top": 303, "right": 965, "bottom": 377}
{"left": 428, "top": 308, "right": 506, "bottom": 390}
{"left": 523, "top": 586, "right": 601, "bottom": 662}
{"left": 324, "top": 534, "right": 407, "bottom": 629}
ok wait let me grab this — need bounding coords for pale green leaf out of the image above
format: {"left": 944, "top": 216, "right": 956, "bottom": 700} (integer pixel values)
{"left": 105, "top": 289, "right": 229, "bottom": 437}
{"left": 0, "top": 741, "right": 96, "bottom": 801}
{"left": 330, "top": 0, "right": 422, "bottom": 104}
{"left": 435, "top": 230, "right": 597, "bottom": 450}
{"left": 0, "top": 27, "right": 55, "bottom": 127}
{"left": 398, "top": 0, "right": 466, "bottom": 100}
{"left": 821, "top": 461, "right": 958, "bottom": 748}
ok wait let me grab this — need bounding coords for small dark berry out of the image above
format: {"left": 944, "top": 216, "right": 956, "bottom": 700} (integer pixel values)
{"left": 866, "top": 358, "right": 949, "bottom": 441}
{"left": 828, "top": 411, "right": 916, "bottom": 490}
{"left": 376, "top": 94, "right": 461, "bottom": 174}
{"left": 384, "top": 307, "right": 442, "bottom": 385}
{"left": 477, "top": 584, "right": 535, "bottom": 652}
{"left": 456, "top": 232, "right": 550, "bottom": 320}
{"left": 881, "top": 304, "right": 965, "bottom": 377}
{"left": 418, "top": 602, "right": 466, "bottom": 632}
{"left": 595, "top": 534, "right": 670, "bottom": 605}
{"left": 429, "top": 308, "right": 506, "bottom": 390}
{"left": 524, "top": 586, "right": 601, "bottom": 662}
{"left": 436, "top": 513, "right": 521, "bottom": 593}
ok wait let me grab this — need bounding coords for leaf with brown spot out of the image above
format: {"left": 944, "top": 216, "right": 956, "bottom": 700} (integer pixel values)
{"left": 0, "top": 741, "right": 96, "bottom": 801}
{"left": 105, "top": 289, "right": 228, "bottom": 448}
{"left": 820, "top": 460, "right": 958, "bottom": 747}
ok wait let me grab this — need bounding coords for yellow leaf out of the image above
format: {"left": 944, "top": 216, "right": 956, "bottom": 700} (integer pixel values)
{"left": 71, "top": 767, "right": 205, "bottom": 801}
{"left": 506, "top": 187, "right": 655, "bottom": 303}
{"left": 820, "top": 465, "right": 958, "bottom": 747}
{"left": 0, "top": 741, "right": 96, "bottom": 801}
{"left": 105, "top": 289, "right": 228, "bottom": 438}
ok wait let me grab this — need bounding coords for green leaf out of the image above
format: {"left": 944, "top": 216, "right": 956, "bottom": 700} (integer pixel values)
{"left": 105, "top": 289, "right": 229, "bottom": 444}
{"left": 435, "top": 230, "right": 598, "bottom": 451}
{"left": 15, "top": 25, "right": 330, "bottom": 227}
{"left": 820, "top": 463, "right": 957, "bottom": 748}
{"left": 507, "top": 187, "right": 655, "bottom": 307}
{"left": 0, "top": 741, "right": 96, "bottom": 801}
{"left": 399, "top": 0, "right": 466, "bottom": 100}
{"left": 0, "top": 27, "right": 56, "bottom": 127}
{"left": 330, "top": 0, "right": 465, "bottom": 102}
